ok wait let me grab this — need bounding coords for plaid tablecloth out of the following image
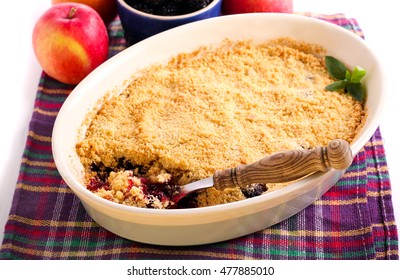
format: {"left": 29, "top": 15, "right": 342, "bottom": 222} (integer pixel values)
{"left": 0, "top": 13, "right": 398, "bottom": 260}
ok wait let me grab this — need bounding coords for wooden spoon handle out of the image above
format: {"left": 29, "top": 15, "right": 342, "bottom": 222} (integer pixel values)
{"left": 213, "top": 139, "right": 352, "bottom": 190}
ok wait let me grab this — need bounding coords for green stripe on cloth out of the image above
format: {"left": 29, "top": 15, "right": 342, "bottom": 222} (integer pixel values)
{"left": 0, "top": 14, "right": 398, "bottom": 260}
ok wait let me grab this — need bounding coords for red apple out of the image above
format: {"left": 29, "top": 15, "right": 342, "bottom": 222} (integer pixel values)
{"left": 222, "top": 0, "right": 293, "bottom": 14}
{"left": 32, "top": 3, "right": 109, "bottom": 85}
{"left": 51, "top": 0, "right": 118, "bottom": 25}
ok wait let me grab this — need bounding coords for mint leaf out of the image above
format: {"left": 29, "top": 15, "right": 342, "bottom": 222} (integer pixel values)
{"left": 325, "top": 56, "right": 348, "bottom": 80}
{"left": 324, "top": 56, "right": 367, "bottom": 104}
{"left": 345, "top": 70, "right": 351, "bottom": 81}
{"left": 325, "top": 80, "right": 347, "bottom": 92}
{"left": 350, "top": 66, "right": 366, "bottom": 83}
{"left": 346, "top": 82, "right": 365, "bottom": 102}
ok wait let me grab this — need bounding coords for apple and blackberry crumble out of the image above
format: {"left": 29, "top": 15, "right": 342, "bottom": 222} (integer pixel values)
{"left": 76, "top": 37, "right": 366, "bottom": 209}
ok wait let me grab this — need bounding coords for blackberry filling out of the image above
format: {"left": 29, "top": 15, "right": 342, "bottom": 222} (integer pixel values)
{"left": 85, "top": 159, "right": 268, "bottom": 209}
{"left": 86, "top": 159, "right": 181, "bottom": 208}
{"left": 139, "top": 177, "right": 181, "bottom": 208}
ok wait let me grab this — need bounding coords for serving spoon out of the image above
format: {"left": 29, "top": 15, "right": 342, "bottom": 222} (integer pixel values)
{"left": 167, "top": 139, "right": 353, "bottom": 205}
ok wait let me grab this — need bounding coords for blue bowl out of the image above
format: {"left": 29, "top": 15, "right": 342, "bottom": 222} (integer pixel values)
{"left": 116, "top": 0, "right": 222, "bottom": 46}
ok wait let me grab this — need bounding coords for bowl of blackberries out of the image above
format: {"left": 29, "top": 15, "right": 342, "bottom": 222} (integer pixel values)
{"left": 116, "top": 0, "right": 223, "bottom": 45}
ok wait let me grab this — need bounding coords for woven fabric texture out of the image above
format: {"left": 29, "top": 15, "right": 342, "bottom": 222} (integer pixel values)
{"left": 0, "top": 13, "right": 398, "bottom": 260}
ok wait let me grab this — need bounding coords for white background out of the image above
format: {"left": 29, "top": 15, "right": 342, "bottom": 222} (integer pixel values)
{"left": 0, "top": 0, "right": 399, "bottom": 247}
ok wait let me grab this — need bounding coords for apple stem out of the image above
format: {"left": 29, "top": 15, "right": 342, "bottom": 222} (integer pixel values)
{"left": 68, "top": 7, "right": 78, "bottom": 19}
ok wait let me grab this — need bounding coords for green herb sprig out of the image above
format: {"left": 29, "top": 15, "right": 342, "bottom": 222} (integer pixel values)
{"left": 325, "top": 56, "right": 366, "bottom": 103}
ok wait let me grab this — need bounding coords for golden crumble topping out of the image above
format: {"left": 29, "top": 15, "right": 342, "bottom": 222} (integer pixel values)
{"left": 76, "top": 37, "right": 366, "bottom": 209}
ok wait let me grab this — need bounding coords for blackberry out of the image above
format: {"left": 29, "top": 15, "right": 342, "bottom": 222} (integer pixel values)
{"left": 156, "top": 2, "right": 180, "bottom": 16}
{"left": 186, "top": 0, "right": 212, "bottom": 13}
{"left": 90, "top": 162, "right": 113, "bottom": 182}
{"left": 241, "top": 183, "right": 268, "bottom": 198}
{"left": 125, "top": 0, "right": 213, "bottom": 16}
{"left": 115, "top": 157, "right": 147, "bottom": 175}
